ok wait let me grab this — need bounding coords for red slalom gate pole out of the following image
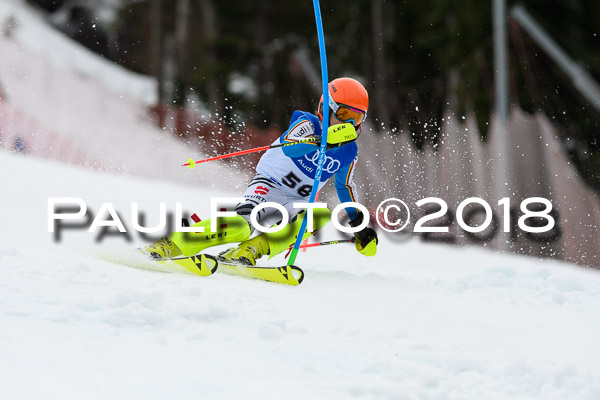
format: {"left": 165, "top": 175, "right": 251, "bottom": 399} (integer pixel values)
{"left": 183, "top": 137, "right": 319, "bottom": 168}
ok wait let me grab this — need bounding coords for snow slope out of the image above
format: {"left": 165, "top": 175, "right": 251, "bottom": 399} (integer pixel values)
{"left": 2, "top": 150, "right": 600, "bottom": 400}
{"left": 0, "top": 0, "right": 249, "bottom": 190}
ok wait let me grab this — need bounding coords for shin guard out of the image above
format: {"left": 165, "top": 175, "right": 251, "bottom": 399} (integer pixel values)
{"left": 265, "top": 208, "right": 332, "bottom": 258}
{"left": 170, "top": 215, "right": 251, "bottom": 256}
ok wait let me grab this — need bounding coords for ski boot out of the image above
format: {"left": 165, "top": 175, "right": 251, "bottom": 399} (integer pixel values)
{"left": 219, "top": 234, "right": 269, "bottom": 266}
{"left": 140, "top": 237, "right": 182, "bottom": 260}
{"left": 219, "top": 207, "right": 333, "bottom": 266}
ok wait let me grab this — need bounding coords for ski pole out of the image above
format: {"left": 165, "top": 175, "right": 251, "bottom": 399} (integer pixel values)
{"left": 284, "top": 239, "right": 354, "bottom": 259}
{"left": 183, "top": 137, "right": 319, "bottom": 168}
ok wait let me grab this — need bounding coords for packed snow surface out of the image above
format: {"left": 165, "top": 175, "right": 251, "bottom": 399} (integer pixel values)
{"left": 2, "top": 151, "right": 600, "bottom": 399}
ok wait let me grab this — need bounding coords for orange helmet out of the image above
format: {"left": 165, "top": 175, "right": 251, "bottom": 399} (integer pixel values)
{"left": 318, "top": 77, "right": 369, "bottom": 129}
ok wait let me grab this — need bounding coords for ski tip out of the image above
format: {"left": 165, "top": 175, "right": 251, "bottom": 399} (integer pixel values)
{"left": 288, "top": 265, "right": 304, "bottom": 285}
{"left": 204, "top": 254, "right": 219, "bottom": 274}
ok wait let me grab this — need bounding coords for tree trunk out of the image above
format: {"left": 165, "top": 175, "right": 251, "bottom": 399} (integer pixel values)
{"left": 371, "top": 0, "right": 390, "bottom": 128}
{"left": 199, "top": 0, "right": 221, "bottom": 113}
{"left": 175, "top": 0, "right": 190, "bottom": 104}
{"left": 152, "top": 0, "right": 164, "bottom": 106}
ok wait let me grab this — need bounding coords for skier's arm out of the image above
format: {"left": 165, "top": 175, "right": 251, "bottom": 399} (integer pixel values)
{"left": 281, "top": 118, "right": 320, "bottom": 157}
{"left": 334, "top": 155, "right": 360, "bottom": 221}
{"left": 335, "top": 156, "right": 378, "bottom": 257}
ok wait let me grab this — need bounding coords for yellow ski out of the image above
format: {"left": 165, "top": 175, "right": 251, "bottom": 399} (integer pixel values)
{"left": 216, "top": 260, "right": 304, "bottom": 286}
{"left": 158, "top": 254, "right": 218, "bottom": 277}
{"left": 157, "top": 254, "right": 304, "bottom": 285}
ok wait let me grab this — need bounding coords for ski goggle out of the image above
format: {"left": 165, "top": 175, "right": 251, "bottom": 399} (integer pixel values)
{"left": 327, "top": 91, "right": 367, "bottom": 127}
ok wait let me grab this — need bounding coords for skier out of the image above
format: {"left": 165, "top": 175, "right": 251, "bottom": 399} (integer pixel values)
{"left": 142, "top": 77, "right": 378, "bottom": 265}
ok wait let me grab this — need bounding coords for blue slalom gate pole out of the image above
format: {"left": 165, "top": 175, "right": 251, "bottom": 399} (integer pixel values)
{"left": 287, "top": 0, "right": 329, "bottom": 266}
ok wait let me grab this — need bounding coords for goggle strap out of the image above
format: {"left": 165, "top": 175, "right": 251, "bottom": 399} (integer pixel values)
{"left": 328, "top": 89, "right": 338, "bottom": 112}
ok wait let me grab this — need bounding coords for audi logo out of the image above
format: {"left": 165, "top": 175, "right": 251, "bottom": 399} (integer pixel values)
{"left": 304, "top": 151, "right": 341, "bottom": 173}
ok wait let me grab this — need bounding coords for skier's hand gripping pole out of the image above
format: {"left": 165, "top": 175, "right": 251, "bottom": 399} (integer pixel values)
{"left": 349, "top": 214, "right": 378, "bottom": 257}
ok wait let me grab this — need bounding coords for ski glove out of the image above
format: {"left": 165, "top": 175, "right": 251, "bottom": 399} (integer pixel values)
{"left": 349, "top": 215, "right": 378, "bottom": 257}
{"left": 325, "top": 123, "right": 357, "bottom": 150}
